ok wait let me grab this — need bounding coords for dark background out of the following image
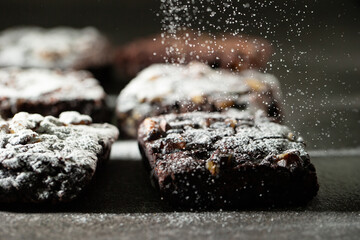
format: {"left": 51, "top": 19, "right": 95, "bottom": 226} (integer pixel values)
{"left": 0, "top": 2, "right": 359, "bottom": 239}
{"left": 0, "top": 0, "right": 359, "bottom": 149}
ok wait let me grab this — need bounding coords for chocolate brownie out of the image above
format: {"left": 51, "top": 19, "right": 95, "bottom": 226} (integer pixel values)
{"left": 0, "top": 68, "right": 109, "bottom": 122}
{"left": 0, "top": 26, "right": 112, "bottom": 83}
{"left": 117, "top": 62, "right": 282, "bottom": 138}
{"left": 0, "top": 111, "right": 118, "bottom": 203}
{"left": 138, "top": 111, "right": 319, "bottom": 209}
{"left": 115, "top": 31, "right": 272, "bottom": 80}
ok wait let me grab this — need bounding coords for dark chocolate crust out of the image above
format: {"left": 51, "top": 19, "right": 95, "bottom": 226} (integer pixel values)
{"left": 115, "top": 31, "right": 272, "bottom": 80}
{"left": 0, "top": 98, "right": 109, "bottom": 124}
{"left": 138, "top": 111, "right": 318, "bottom": 209}
{"left": 0, "top": 68, "right": 110, "bottom": 123}
{"left": 117, "top": 62, "right": 283, "bottom": 139}
{"left": 0, "top": 112, "right": 119, "bottom": 203}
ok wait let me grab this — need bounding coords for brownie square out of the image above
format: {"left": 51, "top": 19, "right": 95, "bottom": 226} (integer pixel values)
{"left": 117, "top": 62, "right": 283, "bottom": 138}
{"left": 0, "top": 111, "right": 118, "bottom": 203}
{"left": 138, "top": 111, "right": 319, "bottom": 209}
{"left": 0, "top": 68, "right": 109, "bottom": 122}
{"left": 0, "top": 26, "right": 112, "bottom": 83}
{"left": 115, "top": 31, "right": 272, "bottom": 80}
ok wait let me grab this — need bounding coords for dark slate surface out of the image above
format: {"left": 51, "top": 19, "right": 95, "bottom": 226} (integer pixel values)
{"left": 0, "top": 152, "right": 360, "bottom": 239}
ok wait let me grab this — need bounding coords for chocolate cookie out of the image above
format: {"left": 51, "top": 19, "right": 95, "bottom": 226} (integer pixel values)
{"left": 117, "top": 62, "right": 282, "bottom": 138}
{"left": 115, "top": 31, "right": 272, "bottom": 80}
{"left": 138, "top": 111, "right": 319, "bottom": 209}
{"left": 0, "top": 111, "right": 118, "bottom": 203}
{"left": 0, "top": 26, "right": 112, "bottom": 83}
{"left": 0, "top": 68, "right": 109, "bottom": 122}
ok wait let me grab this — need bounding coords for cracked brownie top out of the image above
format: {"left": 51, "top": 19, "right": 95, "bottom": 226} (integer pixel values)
{"left": 138, "top": 110, "right": 308, "bottom": 179}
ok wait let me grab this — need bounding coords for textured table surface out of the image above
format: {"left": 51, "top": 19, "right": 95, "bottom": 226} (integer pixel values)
{"left": 0, "top": 142, "right": 360, "bottom": 240}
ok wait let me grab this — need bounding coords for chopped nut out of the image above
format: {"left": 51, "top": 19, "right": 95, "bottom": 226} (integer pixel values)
{"left": 276, "top": 152, "right": 289, "bottom": 160}
{"left": 39, "top": 51, "right": 63, "bottom": 61}
{"left": 225, "top": 118, "right": 237, "bottom": 129}
{"left": 139, "top": 98, "right": 146, "bottom": 103}
{"left": 214, "top": 99, "right": 235, "bottom": 110}
{"left": 0, "top": 122, "right": 10, "bottom": 134}
{"left": 202, "top": 118, "right": 211, "bottom": 127}
{"left": 206, "top": 160, "right": 220, "bottom": 176}
{"left": 159, "top": 120, "right": 171, "bottom": 133}
{"left": 150, "top": 97, "right": 163, "bottom": 103}
{"left": 148, "top": 75, "right": 160, "bottom": 81}
{"left": 174, "top": 141, "right": 186, "bottom": 150}
{"left": 143, "top": 118, "right": 157, "bottom": 131}
{"left": 132, "top": 112, "right": 142, "bottom": 120}
{"left": 143, "top": 118, "right": 161, "bottom": 140}
{"left": 275, "top": 150, "right": 301, "bottom": 166}
{"left": 191, "top": 95, "right": 206, "bottom": 104}
{"left": 287, "top": 132, "right": 295, "bottom": 141}
{"left": 245, "top": 78, "right": 266, "bottom": 92}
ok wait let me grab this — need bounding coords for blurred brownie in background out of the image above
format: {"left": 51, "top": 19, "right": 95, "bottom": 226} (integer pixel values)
{"left": 0, "top": 26, "right": 113, "bottom": 85}
{"left": 0, "top": 68, "right": 109, "bottom": 122}
{"left": 116, "top": 62, "right": 282, "bottom": 138}
{"left": 115, "top": 30, "right": 272, "bottom": 80}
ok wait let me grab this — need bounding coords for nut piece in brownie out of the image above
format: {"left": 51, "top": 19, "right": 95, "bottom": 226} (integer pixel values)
{"left": 117, "top": 62, "right": 282, "bottom": 138}
{"left": 115, "top": 31, "right": 272, "bottom": 80}
{"left": 0, "top": 68, "right": 109, "bottom": 122}
{"left": 0, "top": 26, "right": 112, "bottom": 83}
{"left": 138, "top": 111, "right": 318, "bottom": 209}
{"left": 0, "top": 111, "right": 118, "bottom": 203}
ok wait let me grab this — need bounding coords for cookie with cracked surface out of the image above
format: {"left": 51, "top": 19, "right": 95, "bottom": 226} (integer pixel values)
{"left": 117, "top": 62, "right": 282, "bottom": 138}
{"left": 0, "top": 68, "right": 109, "bottom": 122}
{"left": 138, "top": 111, "right": 318, "bottom": 209}
{"left": 0, "top": 111, "right": 118, "bottom": 203}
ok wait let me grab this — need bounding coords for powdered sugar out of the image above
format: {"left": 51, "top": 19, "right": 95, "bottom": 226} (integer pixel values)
{"left": 0, "top": 111, "right": 118, "bottom": 202}
{"left": 118, "top": 63, "right": 280, "bottom": 113}
{"left": 0, "top": 68, "right": 105, "bottom": 101}
{"left": 0, "top": 26, "right": 109, "bottom": 69}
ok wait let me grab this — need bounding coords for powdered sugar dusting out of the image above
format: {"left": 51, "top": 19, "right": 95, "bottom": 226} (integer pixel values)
{"left": 0, "top": 111, "right": 118, "bottom": 202}
{"left": 0, "top": 26, "right": 109, "bottom": 69}
{"left": 0, "top": 68, "right": 105, "bottom": 101}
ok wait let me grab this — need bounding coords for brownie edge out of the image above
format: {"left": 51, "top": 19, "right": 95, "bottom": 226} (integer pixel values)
{"left": 138, "top": 111, "right": 319, "bottom": 209}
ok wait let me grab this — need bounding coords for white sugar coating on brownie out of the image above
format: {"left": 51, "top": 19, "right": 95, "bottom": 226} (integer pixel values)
{"left": 59, "top": 111, "right": 92, "bottom": 125}
{"left": 0, "top": 111, "right": 119, "bottom": 203}
{"left": 117, "top": 62, "right": 283, "bottom": 138}
{"left": 118, "top": 62, "right": 281, "bottom": 113}
{"left": 0, "top": 68, "right": 105, "bottom": 101}
{"left": 0, "top": 26, "right": 110, "bottom": 69}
